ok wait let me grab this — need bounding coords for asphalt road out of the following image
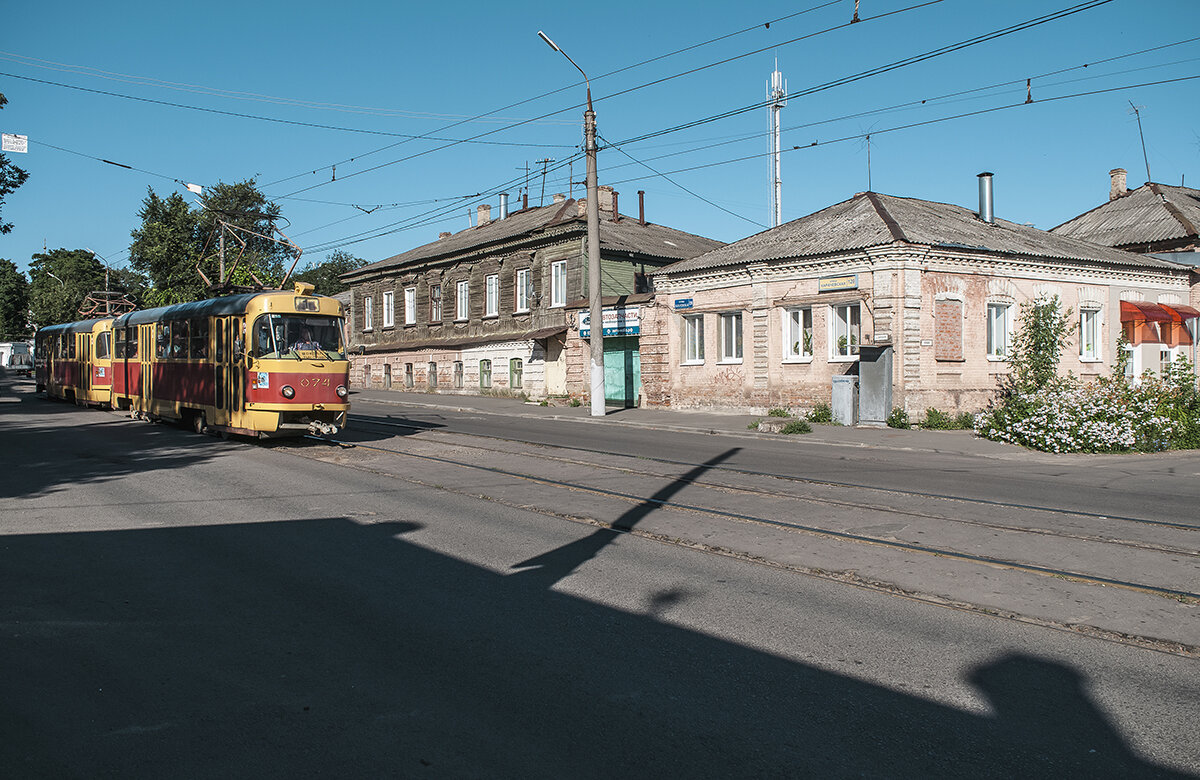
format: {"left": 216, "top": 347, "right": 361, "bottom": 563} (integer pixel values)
{"left": 2, "top": 382, "right": 1198, "bottom": 777}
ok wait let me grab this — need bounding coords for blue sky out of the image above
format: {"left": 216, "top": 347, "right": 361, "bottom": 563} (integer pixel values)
{"left": 2, "top": 0, "right": 1198, "bottom": 277}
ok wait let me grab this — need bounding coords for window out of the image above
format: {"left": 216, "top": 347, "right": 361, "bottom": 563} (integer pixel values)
{"left": 515, "top": 269, "right": 531, "bottom": 312}
{"left": 383, "top": 291, "right": 394, "bottom": 328}
{"left": 429, "top": 285, "right": 442, "bottom": 322}
{"left": 453, "top": 361, "right": 464, "bottom": 388}
{"left": 404, "top": 363, "right": 414, "bottom": 388}
{"left": 95, "top": 331, "right": 111, "bottom": 361}
{"left": 510, "top": 358, "right": 523, "bottom": 389}
{"left": 404, "top": 287, "right": 416, "bottom": 325}
{"left": 986, "top": 303, "right": 1011, "bottom": 359}
{"left": 190, "top": 318, "right": 209, "bottom": 360}
{"left": 720, "top": 312, "right": 743, "bottom": 362}
{"left": 551, "top": 260, "right": 567, "bottom": 307}
{"left": 456, "top": 281, "right": 469, "bottom": 321}
{"left": 682, "top": 314, "right": 704, "bottom": 364}
{"left": 783, "top": 307, "right": 813, "bottom": 361}
{"left": 830, "top": 303, "right": 860, "bottom": 360}
{"left": 363, "top": 295, "right": 374, "bottom": 331}
{"left": 1080, "top": 308, "right": 1101, "bottom": 360}
{"left": 485, "top": 274, "right": 499, "bottom": 317}
{"left": 428, "top": 362, "right": 438, "bottom": 388}
{"left": 479, "top": 359, "right": 492, "bottom": 388}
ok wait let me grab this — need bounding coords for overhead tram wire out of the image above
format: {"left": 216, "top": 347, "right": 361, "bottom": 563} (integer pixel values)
{"left": 272, "top": 0, "right": 1109, "bottom": 201}
{"left": 598, "top": 74, "right": 1200, "bottom": 189}
{"left": 269, "top": 0, "right": 949, "bottom": 200}
{"left": 259, "top": 0, "right": 844, "bottom": 189}
{"left": 612, "top": 0, "right": 1118, "bottom": 148}
{"left": 29, "top": 138, "right": 202, "bottom": 190}
{"left": 0, "top": 71, "right": 574, "bottom": 150}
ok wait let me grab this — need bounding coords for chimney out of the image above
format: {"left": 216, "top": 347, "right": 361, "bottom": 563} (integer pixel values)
{"left": 612, "top": 190, "right": 620, "bottom": 222}
{"left": 439, "top": 231, "right": 451, "bottom": 240}
{"left": 552, "top": 193, "right": 565, "bottom": 204}
{"left": 477, "top": 204, "right": 491, "bottom": 226}
{"left": 522, "top": 192, "right": 529, "bottom": 210}
{"left": 596, "top": 185, "right": 615, "bottom": 217}
{"left": 977, "top": 172, "right": 994, "bottom": 224}
{"left": 638, "top": 190, "right": 645, "bottom": 225}
{"left": 1109, "top": 168, "right": 1128, "bottom": 200}
{"left": 499, "top": 193, "right": 509, "bottom": 219}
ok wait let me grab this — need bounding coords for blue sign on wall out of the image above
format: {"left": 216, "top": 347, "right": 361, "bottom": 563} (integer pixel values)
{"left": 674, "top": 298, "right": 694, "bottom": 310}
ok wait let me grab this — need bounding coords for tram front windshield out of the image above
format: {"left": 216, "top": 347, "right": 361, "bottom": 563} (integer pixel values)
{"left": 253, "top": 314, "right": 345, "bottom": 359}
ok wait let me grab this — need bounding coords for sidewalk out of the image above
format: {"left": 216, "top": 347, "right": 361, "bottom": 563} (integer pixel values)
{"left": 348, "top": 387, "right": 1045, "bottom": 461}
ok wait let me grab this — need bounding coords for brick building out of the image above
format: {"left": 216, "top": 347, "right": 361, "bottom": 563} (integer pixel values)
{"left": 341, "top": 188, "right": 721, "bottom": 401}
{"left": 642, "top": 177, "right": 1194, "bottom": 417}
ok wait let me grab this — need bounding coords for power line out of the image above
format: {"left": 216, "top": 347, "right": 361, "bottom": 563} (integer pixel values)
{"left": 0, "top": 71, "right": 575, "bottom": 149}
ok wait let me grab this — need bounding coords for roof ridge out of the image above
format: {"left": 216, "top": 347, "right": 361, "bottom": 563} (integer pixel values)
{"left": 1149, "top": 183, "right": 1199, "bottom": 239}
{"left": 865, "top": 192, "right": 908, "bottom": 243}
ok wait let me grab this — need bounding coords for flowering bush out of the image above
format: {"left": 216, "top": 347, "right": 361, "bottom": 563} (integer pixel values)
{"left": 975, "top": 362, "right": 1200, "bottom": 453}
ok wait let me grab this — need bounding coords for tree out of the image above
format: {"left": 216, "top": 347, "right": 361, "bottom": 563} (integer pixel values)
{"left": 196, "top": 180, "right": 293, "bottom": 288}
{"left": 0, "top": 259, "right": 30, "bottom": 337}
{"left": 0, "top": 93, "right": 30, "bottom": 235}
{"left": 27, "top": 249, "right": 106, "bottom": 327}
{"left": 129, "top": 189, "right": 204, "bottom": 305}
{"left": 292, "top": 249, "right": 367, "bottom": 296}
{"left": 1003, "top": 295, "right": 1075, "bottom": 396}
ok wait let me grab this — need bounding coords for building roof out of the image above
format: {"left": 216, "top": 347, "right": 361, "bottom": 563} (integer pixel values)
{"left": 1050, "top": 182, "right": 1200, "bottom": 250}
{"left": 343, "top": 198, "right": 723, "bottom": 281}
{"left": 655, "top": 191, "right": 1182, "bottom": 277}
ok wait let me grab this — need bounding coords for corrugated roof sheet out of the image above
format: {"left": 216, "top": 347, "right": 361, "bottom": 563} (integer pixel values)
{"left": 1050, "top": 183, "right": 1200, "bottom": 248}
{"left": 656, "top": 191, "right": 1181, "bottom": 276}
{"left": 345, "top": 198, "right": 722, "bottom": 280}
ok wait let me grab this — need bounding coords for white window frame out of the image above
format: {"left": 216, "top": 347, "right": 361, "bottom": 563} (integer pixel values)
{"left": 485, "top": 274, "right": 499, "bottom": 318}
{"left": 550, "top": 260, "right": 567, "bottom": 307}
{"left": 719, "top": 312, "right": 743, "bottom": 363}
{"left": 986, "top": 302, "right": 1012, "bottom": 361}
{"left": 681, "top": 314, "right": 704, "bottom": 364}
{"left": 382, "top": 290, "right": 394, "bottom": 328}
{"left": 362, "top": 295, "right": 374, "bottom": 332}
{"left": 515, "top": 268, "right": 531, "bottom": 313}
{"left": 829, "top": 303, "right": 860, "bottom": 362}
{"left": 456, "top": 280, "right": 470, "bottom": 322}
{"left": 782, "top": 307, "right": 813, "bottom": 362}
{"left": 1080, "top": 307, "right": 1102, "bottom": 362}
{"left": 429, "top": 284, "right": 442, "bottom": 322}
{"left": 404, "top": 287, "right": 416, "bottom": 325}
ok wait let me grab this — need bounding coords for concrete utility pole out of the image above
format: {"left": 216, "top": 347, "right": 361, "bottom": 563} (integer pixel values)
{"left": 540, "top": 30, "right": 605, "bottom": 417}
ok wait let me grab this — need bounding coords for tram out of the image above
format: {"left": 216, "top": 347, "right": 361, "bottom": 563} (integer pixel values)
{"left": 34, "top": 317, "right": 115, "bottom": 408}
{"left": 36, "top": 283, "right": 350, "bottom": 438}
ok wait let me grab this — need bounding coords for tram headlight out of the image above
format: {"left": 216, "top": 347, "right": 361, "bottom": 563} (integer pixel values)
{"left": 336, "top": 385, "right": 348, "bottom": 398}
{"left": 281, "top": 385, "right": 296, "bottom": 399}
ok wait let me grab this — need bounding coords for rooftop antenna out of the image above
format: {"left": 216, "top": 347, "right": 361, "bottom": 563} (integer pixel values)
{"left": 536, "top": 157, "right": 555, "bottom": 206}
{"left": 767, "top": 59, "right": 787, "bottom": 227}
{"left": 1127, "top": 101, "right": 1152, "bottom": 185}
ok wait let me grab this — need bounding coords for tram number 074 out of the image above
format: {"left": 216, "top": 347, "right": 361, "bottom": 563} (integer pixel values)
{"left": 299, "top": 376, "right": 330, "bottom": 387}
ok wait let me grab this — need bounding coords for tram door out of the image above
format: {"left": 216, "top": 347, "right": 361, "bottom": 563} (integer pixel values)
{"left": 140, "top": 324, "right": 153, "bottom": 413}
{"left": 214, "top": 317, "right": 244, "bottom": 426}
{"left": 80, "top": 333, "right": 91, "bottom": 397}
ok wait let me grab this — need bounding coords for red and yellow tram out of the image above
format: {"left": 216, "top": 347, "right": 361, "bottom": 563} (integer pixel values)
{"left": 35, "top": 317, "right": 115, "bottom": 408}
{"left": 36, "top": 283, "right": 350, "bottom": 438}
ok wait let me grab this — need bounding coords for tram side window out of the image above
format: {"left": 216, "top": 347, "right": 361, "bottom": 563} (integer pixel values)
{"left": 96, "top": 332, "right": 111, "bottom": 360}
{"left": 156, "top": 323, "right": 169, "bottom": 358}
{"left": 190, "top": 318, "right": 209, "bottom": 360}
{"left": 171, "top": 320, "right": 189, "bottom": 359}
{"left": 68, "top": 336, "right": 76, "bottom": 360}
{"left": 127, "top": 327, "right": 139, "bottom": 359}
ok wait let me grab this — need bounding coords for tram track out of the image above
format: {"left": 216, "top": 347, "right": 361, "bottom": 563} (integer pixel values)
{"left": 311, "top": 419, "right": 1200, "bottom": 606}
{"left": 348, "top": 414, "right": 1200, "bottom": 560}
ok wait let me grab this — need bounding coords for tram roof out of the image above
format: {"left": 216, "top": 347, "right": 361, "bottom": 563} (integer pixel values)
{"left": 113, "top": 293, "right": 263, "bottom": 327}
{"left": 36, "top": 318, "right": 112, "bottom": 335}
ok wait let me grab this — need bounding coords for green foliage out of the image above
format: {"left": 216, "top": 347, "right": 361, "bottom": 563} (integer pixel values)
{"left": 292, "top": 249, "right": 367, "bottom": 296}
{"left": 0, "top": 259, "right": 30, "bottom": 337}
{"left": 27, "top": 249, "right": 105, "bottom": 327}
{"left": 129, "top": 189, "right": 205, "bottom": 304}
{"left": 806, "top": 402, "right": 833, "bottom": 424}
{"left": 767, "top": 407, "right": 789, "bottom": 417}
{"left": 886, "top": 407, "right": 910, "bottom": 429}
{"left": 0, "top": 93, "right": 30, "bottom": 235}
{"left": 568, "top": 397, "right": 582, "bottom": 407}
{"left": 919, "top": 408, "right": 954, "bottom": 430}
{"left": 954, "top": 411, "right": 975, "bottom": 429}
{"left": 1004, "top": 296, "right": 1075, "bottom": 396}
{"left": 780, "top": 420, "right": 813, "bottom": 435}
{"left": 196, "top": 180, "right": 291, "bottom": 288}
{"left": 747, "top": 419, "right": 760, "bottom": 430}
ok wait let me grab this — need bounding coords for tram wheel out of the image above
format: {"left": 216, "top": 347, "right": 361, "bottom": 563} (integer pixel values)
{"left": 192, "top": 412, "right": 207, "bottom": 435}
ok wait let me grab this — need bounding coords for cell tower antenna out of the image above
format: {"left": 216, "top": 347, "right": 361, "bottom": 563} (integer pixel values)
{"left": 767, "top": 60, "right": 787, "bottom": 227}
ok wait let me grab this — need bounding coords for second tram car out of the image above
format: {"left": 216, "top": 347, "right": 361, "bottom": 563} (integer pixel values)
{"left": 38, "top": 283, "right": 350, "bottom": 438}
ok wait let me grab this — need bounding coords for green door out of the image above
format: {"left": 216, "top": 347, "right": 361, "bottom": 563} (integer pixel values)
{"left": 603, "top": 336, "right": 640, "bottom": 408}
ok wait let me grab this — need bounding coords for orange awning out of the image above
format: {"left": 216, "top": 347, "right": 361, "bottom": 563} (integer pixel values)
{"left": 1120, "top": 300, "right": 1173, "bottom": 323}
{"left": 1161, "top": 303, "right": 1200, "bottom": 321}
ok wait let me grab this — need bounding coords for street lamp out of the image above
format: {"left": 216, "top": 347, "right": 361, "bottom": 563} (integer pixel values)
{"left": 538, "top": 30, "right": 605, "bottom": 417}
